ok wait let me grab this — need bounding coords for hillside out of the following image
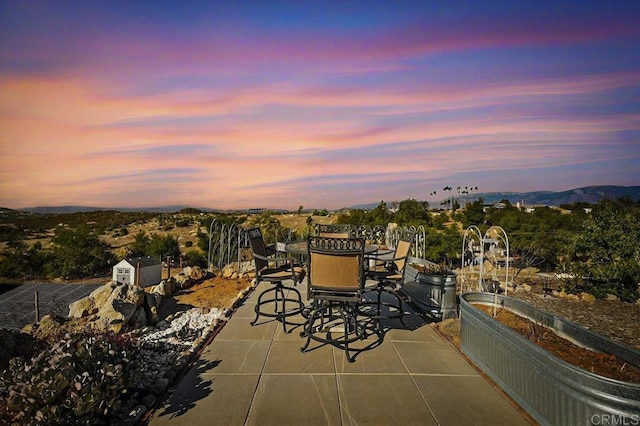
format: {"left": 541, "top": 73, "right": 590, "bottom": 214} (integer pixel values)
{"left": 3, "top": 185, "right": 639, "bottom": 215}
{"left": 349, "top": 185, "right": 640, "bottom": 210}
{"left": 478, "top": 185, "right": 640, "bottom": 206}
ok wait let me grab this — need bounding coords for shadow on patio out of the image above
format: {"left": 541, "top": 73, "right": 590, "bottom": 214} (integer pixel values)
{"left": 150, "top": 279, "right": 533, "bottom": 425}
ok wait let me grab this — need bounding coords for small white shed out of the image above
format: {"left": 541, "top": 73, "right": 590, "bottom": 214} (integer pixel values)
{"left": 112, "top": 257, "right": 162, "bottom": 287}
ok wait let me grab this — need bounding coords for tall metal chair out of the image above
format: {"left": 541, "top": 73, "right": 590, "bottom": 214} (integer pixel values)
{"left": 301, "top": 236, "right": 366, "bottom": 363}
{"left": 247, "top": 227, "right": 305, "bottom": 333}
{"left": 316, "top": 224, "right": 353, "bottom": 238}
{"left": 361, "top": 230, "right": 416, "bottom": 330}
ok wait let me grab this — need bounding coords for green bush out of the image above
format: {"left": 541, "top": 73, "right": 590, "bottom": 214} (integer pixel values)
{"left": 569, "top": 198, "right": 640, "bottom": 301}
{"left": 0, "top": 331, "right": 141, "bottom": 424}
{"left": 183, "top": 249, "right": 208, "bottom": 268}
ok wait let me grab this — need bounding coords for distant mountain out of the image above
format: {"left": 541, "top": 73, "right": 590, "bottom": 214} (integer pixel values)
{"left": 17, "top": 205, "right": 219, "bottom": 214}
{"left": 14, "top": 205, "right": 291, "bottom": 215}
{"left": 477, "top": 185, "right": 640, "bottom": 206}
{"left": 0, "top": 207, "right": 32, "bottom": 219}
{"left": 6, "top": 185, "right": 639, "bottom": 215}
{"left": 346, "top": 185, "right": 640, "bottom": 210}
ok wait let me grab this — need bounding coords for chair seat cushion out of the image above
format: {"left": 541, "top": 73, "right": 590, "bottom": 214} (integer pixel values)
{"left": 261, "top": 266, "right": 306, "bottom": 282}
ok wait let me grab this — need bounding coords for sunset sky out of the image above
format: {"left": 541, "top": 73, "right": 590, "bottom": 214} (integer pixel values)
{"left": 1, "top": 1, "right": 639, "bottom": 210}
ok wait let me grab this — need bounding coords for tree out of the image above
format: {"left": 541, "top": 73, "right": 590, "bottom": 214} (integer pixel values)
{"left": 569, "top": 198, "right": 640, "bottom": 301}
{"left": 394, "top": 199, "right": 431, "bottom": 226}
{"left": 50, "top": 226, "right": 114, "bottom": 279}
{"left": 367, "top": 201, "right": 393, "bottom": 226}
{"left": 147, "top": 234, "right": 181, "bottom": 261}
{"left": 510, "top": 243, "right": 546, "bottom": 285}
{"left": 442, "top": 186, "right": 454, "bottom": 211}
{"left": 0, "top": 241, "right": 49, "bottom": 280}
{"left": 297, "top": 205, "right": 304, "bottom": 215}
{"left": 463, "top": 198, "right": 485, "bottom": 227}
{"left": 129, "top": 230, "right": 150, "bottom": 257}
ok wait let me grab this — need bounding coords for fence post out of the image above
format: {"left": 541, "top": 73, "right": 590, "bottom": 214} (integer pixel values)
{"left": 34, "top": 291, "right": 40, "bottom": 323}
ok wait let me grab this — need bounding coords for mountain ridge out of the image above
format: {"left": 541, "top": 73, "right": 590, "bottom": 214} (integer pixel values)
{"left": 5, "top": 185, "right": 639, "bottom": 214}
{"left": 348, "top": 185, "right": 640, "bottom": 210}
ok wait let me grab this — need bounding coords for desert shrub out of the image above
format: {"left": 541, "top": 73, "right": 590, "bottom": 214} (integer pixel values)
{"left": 0, "top": 331, "right": 142, "bottom": 425}
{"left": 183, "top": 249, "right": 207, "bottom": 268}
{"left": 175, "top": 219, "right": 190, "bottom": 228}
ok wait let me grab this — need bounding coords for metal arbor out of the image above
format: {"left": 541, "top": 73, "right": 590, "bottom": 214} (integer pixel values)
{"left": 483, "top": 226, "right": 510, "bottom": 296}
{"left": 461, "top": 226, "right": 484, "bottom": 292}
{"left": 460, "top": 225, "right": 510, "bottom": 295}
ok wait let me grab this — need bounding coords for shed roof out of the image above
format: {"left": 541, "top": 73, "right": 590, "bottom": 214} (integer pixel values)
{"left": 123, "top": 256, "right": 161, "bottom": 268}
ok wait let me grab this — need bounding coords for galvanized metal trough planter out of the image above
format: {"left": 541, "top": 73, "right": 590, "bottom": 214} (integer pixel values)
{"left": 460, "top": 292, "right": 640, "bottom": 425}
{"left": 402, "top": 257, "right": 457, "bottom": 320}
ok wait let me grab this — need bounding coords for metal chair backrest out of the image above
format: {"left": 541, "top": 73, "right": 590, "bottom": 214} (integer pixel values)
{"left": 316, "top": 224, "right": 352, "bottom": 239}
{"left": 392, "top": 230, "right": 416, "bottom": 274}
{"left": 247, "top": 227, "right": 269, "bottom": 272}
{"left": 307, "top": 236, "right": 365, "bottom": 295}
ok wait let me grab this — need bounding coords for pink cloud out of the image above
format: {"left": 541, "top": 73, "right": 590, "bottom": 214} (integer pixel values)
{"left": 1, "top": 65, "right": 637, "bottom": 209}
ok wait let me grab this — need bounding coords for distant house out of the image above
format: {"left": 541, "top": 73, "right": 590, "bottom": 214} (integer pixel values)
{"left": 483, "top": 202, "right": 506, "bottom": 212}
{"left": 112, "top": 257, "right": 162, "bottom": 287}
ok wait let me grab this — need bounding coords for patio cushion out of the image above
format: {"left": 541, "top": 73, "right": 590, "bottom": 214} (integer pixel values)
{"left": 261, "top": 266, "right": 306, "bottom": 282}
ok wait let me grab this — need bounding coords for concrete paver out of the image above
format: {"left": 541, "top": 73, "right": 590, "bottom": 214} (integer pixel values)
{"left": 151, "top": 280, "right": 532, "bottom": 425}
{"left": 337, "top": 374, "right": 438, "bottom": 425}
{"left": 413, "top": 375, "right": 530, "bottom": 425}
{"left": 199, "top": 340, "right": 271, "bottom": 374}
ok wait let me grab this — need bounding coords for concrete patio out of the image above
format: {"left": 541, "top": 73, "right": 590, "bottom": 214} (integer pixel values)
{"left": 150, "top": 279, "right": 533, "bottom": 425}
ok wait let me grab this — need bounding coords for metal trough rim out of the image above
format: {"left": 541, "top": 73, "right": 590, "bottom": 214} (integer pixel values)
{"left": 461, "top": 292, "right": 640, "bottom": 386}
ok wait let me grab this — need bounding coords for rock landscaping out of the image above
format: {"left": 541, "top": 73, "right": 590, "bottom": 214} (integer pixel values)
{"left": 0, "top": 263, "right": 256, "bottom": 425}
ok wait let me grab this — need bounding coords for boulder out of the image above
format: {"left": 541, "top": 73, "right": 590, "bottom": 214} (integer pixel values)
{"left": 97, "top": 284, "right": 145, "bottom": 332}
{"left": 222, "top": 263, "right": 237, "bottom": 278}
{"left": 581, "top": 293, "right": 596, "bottom": 302}
{"left": 144, "top": 292, "right": 163, "bottom": 324}
{"left": 149, "top": 306, "right": 160, "bottom": 325}
{"left": 173, "top": 272, "right": 191, "bottom": 289}
{"left": 606, "top": 294, "right": 619, "bottom": 301}
{"left": 30, "top": 315, "right": 63, "bottom": 341}
{"left": 90, "top": 282, "right": 117, "bottom": 308}
{"left": 68, "top": 297, "right": 95, "bottom": 319}
{"left": 68, "top": 282, "right": 116, "bottom": 319}
{"left": 152, "top": 280, "right": 174, "bottom": 297}
{"left": 187, "top": 266, "right": 205, "bottom": 281}
{"left": 145, "top": 292, "right": 163, "bottom": 310}
{"left": 130, "top": 307, "right": 148, "bottom": 329}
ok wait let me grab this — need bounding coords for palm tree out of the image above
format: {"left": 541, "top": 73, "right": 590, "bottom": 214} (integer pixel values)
{"left": 443, "top": 186, "right": 453, "bottom": 210}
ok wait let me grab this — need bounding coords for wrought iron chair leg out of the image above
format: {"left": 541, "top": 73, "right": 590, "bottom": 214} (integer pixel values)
{"left": 339, "top": 307, "right": 354, "bottom": 362}
{"left": 300, "top": 306, "right": 321, "bottom": 352}
{"left": 276, "top": 285, "right": 288, "bottom": 333}
{"left": 251, "top": 284, "right": 277, "bottom": 326}
{"left": 393, "top": 289, "right": 408, "bottom": 329}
